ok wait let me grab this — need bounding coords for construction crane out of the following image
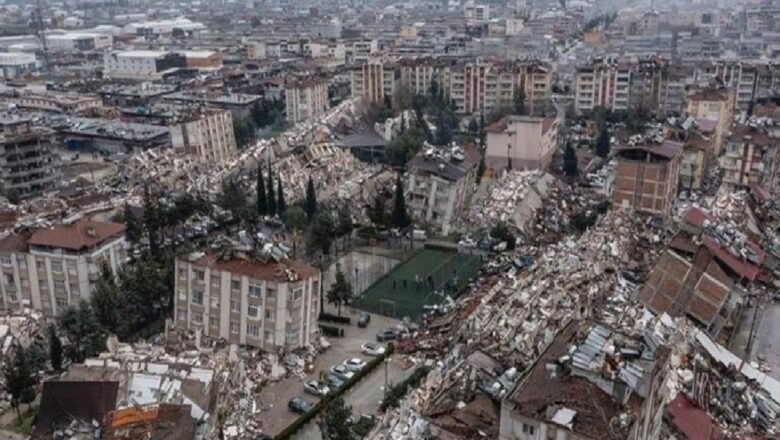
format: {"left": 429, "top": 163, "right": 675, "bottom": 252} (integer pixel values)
{"left": 35, "top": 0, "right": 50, "bottom": 75}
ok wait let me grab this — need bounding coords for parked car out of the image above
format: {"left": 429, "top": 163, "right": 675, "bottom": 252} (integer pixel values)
{"left": 358, "top": 313, "right": 371, "bottom": 328}
{"left": 330, "top": 365, "right": 356, "bottom": 381}
{"left": 376, "top": 329, "right": 397, "bottom": 342}
{"left": 343, "top": 358, "right": 367, "bottom": 372}
{"left": 288, "top": 397, "right": 314, "bottom": 414}
{"left": 361, "top": 343, "right": 386, "bottom": 357}
{"left": 303, "top": 380, "right": 330, "bottom": 397}
{"left": 326, "top": 373, "right": 345, "bottom": 390}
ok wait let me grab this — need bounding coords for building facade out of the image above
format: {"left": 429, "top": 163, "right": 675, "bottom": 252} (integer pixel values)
{"left": 173, "top": 252, "right": 320, "bottom": 352}
{"left": 485, "top": 115, "right": 558, "bottom": 171}
{"left": 0, "top": 116, "right": 60, "bottom": 199}
{"left": 721, "top": 124, "right": 780, "bottom": 191}
{"left": 170, "top": 110, "right": 237, "bottom": 165}
{"left": 103, "top": 50, "right": 187, "bottom": 80}
{"left": 613, "top": 142, "right": 683, "bottom": 220}
{"left": 285, "top": 78, "right": 329, "bottom": 124}
{"left": 0, "top": 218, "right": 127, "bottom": 317}
{"left": 350, "top": 58, "right": 398, "bottom": 103}
{"left": 0, "top": 52, "right": 37, "bottom": 79}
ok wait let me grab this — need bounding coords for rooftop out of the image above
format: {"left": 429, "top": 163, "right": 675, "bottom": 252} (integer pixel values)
{"left": 185, "top": 252, "right": 320, "bottom": 283}
{"left": 28, "top": 218, "right": 126, "bottom": 252}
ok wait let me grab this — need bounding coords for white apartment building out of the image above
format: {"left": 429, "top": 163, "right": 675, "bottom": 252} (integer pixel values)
{"left": 285, "top": 78, "right": 329, "bottom": 124}
{"left": 173, "top": 252, "right": 321, "bottom": 352}
{"left": 486, "top": 116, "right": 558, "bottom": 171}
{"left": 103, "top": 50, "right": 187, "bottom": 80}
{"left": 4, "top": 90, "right": 102, "bottom": 114}
{"left": 170, "top": 110, "right": 237, "bottom": 165}
{"left": 350, "top": 39, "right": 379, "bottom": 62}
{"left": 449, "top": 59, "right": 514, "bottom": 115}
{"left": 0, "top": 218, "right": 127, "bottom": 317}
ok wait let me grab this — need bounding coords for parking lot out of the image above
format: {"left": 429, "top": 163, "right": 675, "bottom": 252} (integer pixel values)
{"left": 257, "top": 306, "right": 413, "bottom": 436}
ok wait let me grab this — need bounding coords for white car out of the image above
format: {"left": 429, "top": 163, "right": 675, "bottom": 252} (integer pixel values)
{"left": 361, "top": 343, "right": 386, "bottom": 357}
{"left": 342, "top": 358, "right": 367, "bottom": 372}
{"left": 303, "top": 380, "right": 330, "bottom": 397}
{"left": 329, "top": 365, "right": 355, "bottom": 381}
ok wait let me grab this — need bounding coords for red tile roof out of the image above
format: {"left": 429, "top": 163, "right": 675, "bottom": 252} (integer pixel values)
{"left": 682, "top": 207, "right": 717, "bottom": 229}
{"left": 0, "top": 233, "right": 29, "bottom": 253}
{"left": 28, "top": 219, "right": 126, "bottom": 252}
{"left": 702, "top": 237, "right": 760, "bottom": 281}
{"left": 190, "top": 253, "right": 320, "bottom": 283}
{"left": 668, "top": 394, "right": 724, "bottom": 440}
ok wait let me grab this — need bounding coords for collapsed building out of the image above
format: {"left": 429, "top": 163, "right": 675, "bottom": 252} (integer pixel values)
{"left": 0, "top": 114, "right": 61, "bottom": 199}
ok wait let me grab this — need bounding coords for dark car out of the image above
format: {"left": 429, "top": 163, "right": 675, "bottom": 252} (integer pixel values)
{"left": 327, "top": 373, "right": 345, "bottom": 390}
{"left": 288, "top": 397, "right": 314, "bottom": 414}
{"left": 376, "top": 329, "right": 397, "bottom": 342}
{"left": 358, "top": 313, "right": 371, "bottom": 328}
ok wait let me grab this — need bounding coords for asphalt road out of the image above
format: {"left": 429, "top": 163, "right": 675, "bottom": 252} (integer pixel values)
{"left": 256, "top": 307, "right": 407, "bottom": 437}
{"left": 730, "top": 303, "right": 780, "bottom": 382}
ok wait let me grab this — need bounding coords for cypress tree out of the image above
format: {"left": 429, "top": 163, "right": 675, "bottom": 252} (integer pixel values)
{"left": 266, "top": 163, "right": 276, "bottom": 216}
{"left": 277, "top": 177, "right": 286, "bottom": 217}
{"left": 305, "top": 177, "right": 317, "bottom": 222}
{"left": 256, "top": 165, "right": 267, "bottom": 216}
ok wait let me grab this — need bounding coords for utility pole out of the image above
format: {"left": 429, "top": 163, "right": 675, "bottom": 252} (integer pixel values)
{"left": 35, "top": 0, "right": 50, "bottom": 75}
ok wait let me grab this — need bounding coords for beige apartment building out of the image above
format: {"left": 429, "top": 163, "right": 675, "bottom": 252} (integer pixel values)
{"left": 685, "top": 87, "right": 734, "bottom": 156}
{"left": 516, "top": 63, "right": 552, "bottom": 116}
{"left": 448, "top": 59, "right": 515, "bottom": 115}
{"left": 285, "top": 78, "right": 329, "bottom": 125}
{"left": 351, "top": 58, "right": 398, "bottom": 103}
{"left": 173, "top": 252, "right": 321, "bottom": 351}
{"left": 0, "top": 218, "right": 127, "bottom": 316}
{"left": 170, "top": 109, "right": 237, "bottom": 165}
{"left": 486, "top": 115, "right": 558, "bottom": 171}
{"left": 575, "top": 59, "right": 632, "bottom": 115}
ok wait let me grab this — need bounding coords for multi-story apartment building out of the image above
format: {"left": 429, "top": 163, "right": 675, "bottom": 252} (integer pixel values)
{"left": 170, "top": 110, "right": 237, "bottom": 165}
{"left": 0, "top": 218, "right": 127, "bottom": 316}
{"left": 721, "top": 124, "right": 780, "bottom": 191}
{"left": 685, "top": 87, "right": 734, "bottom": 156}
{"left": 516, "top": 62, "right": 552, "bottom": 116}
{"left": 485, "top": 115, "right": 558, "bottom": 171}
{"left": 173, "top": 251, "right": 320, "bottom": 352}
{"left": 285, "top": 78, "right": 329, "bottom": 125}
{"left": 405, "top": 145, "right": 478, "bottom": 236}
{"left": 350, "top": 58, "right": 398, "bottom": 103}
{"left": 574, "top": 58, "right": 632, "bottom": 115}
{"left": 0, "top": 90, "right": 102, "bottom": 115}
{"left": 47, "top": 33, "right": 112, "bottom": 52}
{"left": 448, "top": 59, "right": 514, "bottom": 115}
{"left": 613, "top": 141, "right": 683, "bottom": 220}
{"left": 349, "top": 39, "right": 379, "bottom": 63}
{"left": 398, "top": 58, "right": 438, "bottom": 100}
{"left": 0, "top": 115, "right": 60, "bottom": 199}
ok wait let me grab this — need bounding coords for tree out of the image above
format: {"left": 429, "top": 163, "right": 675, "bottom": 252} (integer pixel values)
{"left": 476, "top": 153, "right": 486, "bottom": 186}
{"left": 234, "top": 119, "right": 255, "bottom": 149}
{"left": 256, "top": 166, "right": 267, "bottom": 216}
{"left": 564, "top": 143, "right": 578, "bottom": 176}
{"left": 25, "top": 343, "right": 47, "bottom": 376}
{"left": 336, "top": 206, "right": 354, "bottom": 238}
{"left": 467, "top": 117, "right": 479, "bottom": 135}
{"left": 266, "top": 164, "right": 276, "bottom": 217}
{"left": 385, "top": 127, "right": 426, "bottom": 167}
{"left": 218, "top": 179, "right": 247, "bottom": 221}
{"left": 142, "top": 185, "right": 161, "bottom": 257}
{"left": 287, "top": 205, "right": 307, "bottom": 258}
{"left": 309, "top": 210, "right": 335, "bottom": 255}
{"left": 49, "top": 325, "right": 63, "bottom": 371}
{"left": 514, "top": 89, "right": 527, "bottom": 115}
{"left": 319, "top": 396, "right": 355, "bottom": 440}
{"left": 326, "top": 269, "right": 353, "bottom": 316}
{"left": 91, "top": 261, "right": 124, "bottom": 335}
{"left": 391, "top": 174, "right": 411, "bottom": 229}
{"left": 250, "top": 16, "right": 261, "bottom": 28}
{"left": 305, "top": 177, "right": 317, "bottom": 223}
{"left": 277, "top": 177, "right": 286, "bottom": 218}
{"left": 3, "top": 347, "right": 36, "bottom": 418}
{"left": 58, "top": 301, "right": 105, "bottom": 363}
{"left": 171, "top": 27, "right": 185, "bottom": 38}
{"left": 368, "top": 195, "right": 388, "bottom": 229}
{"left": 596, "top": 125, "right": 610, "bottom": 158}
{"left": 123, "top": 202, "right": 142, "bottom": 244}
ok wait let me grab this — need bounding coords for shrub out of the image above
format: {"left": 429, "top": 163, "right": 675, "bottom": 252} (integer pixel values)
{"left": 379, "top": 366, "right": 430, "bottom": 411}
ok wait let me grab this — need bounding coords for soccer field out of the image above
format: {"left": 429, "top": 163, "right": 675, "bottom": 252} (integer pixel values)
{"left": 353, "top": 248, "right": 482, "bottom": 319}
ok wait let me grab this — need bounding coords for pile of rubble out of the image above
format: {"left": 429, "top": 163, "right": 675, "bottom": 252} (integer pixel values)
{"left": 462, "top": 170, "right": 550, "bottom": 232}
{"left": 0, "top": 312, "right": 48, "bottom": 414}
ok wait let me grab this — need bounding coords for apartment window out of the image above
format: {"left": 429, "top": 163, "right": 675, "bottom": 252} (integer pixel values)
{"left": 265, "top": 331, "right": 273, "bottom": 343}
{"left": 3, "top": 273, "right": 14, "bottom": 288}
{"left": 51, "top": 261, "right": 63, "bottom": 273}
{"left": 248, "top": 284, "right": 262, "bottom": 298}
{"left": 231, "top": 301, "right": 240, "bottom": 313}
{"left": 266, "top": 288, "right": 276, "bottom": 300}
{"left": 53, "top": 280, "right": 66, "bottom": 293}
{"left": 265, "top": 309, "right": 274, "bottom": 321}
{"left": 192, "top": 312, "right": 203, "bottom": 324}
{"left": 522, "top": 423, "right": 535, "bottom": 435}
{"left": 178, "top": 268, "right": 187, "bottom": 278}
{"left": 231, "top": 280, "right": 241, "bottom": 290}
{"left": 248, "top": 304, "right": 259, "bottom": 318}
{"left": 7, "top": 291, "right": 17, "bottom": 302}
{"left": 210, "top": 297, "right": 219, "bottom": 309}
{"left": 36, "top": 261, "right": 44, "bottom": 271}
{"left": 192, "top": 290, "right": 204, "bottom": 305}
{"left": 286, "top": 330, "right": 298, "bottom": 344}
{"left": 0, "top": 255, "right": 11, "bottom": 266}
{"left": 194, "top": 270, "right": 205, "bottom": 281}
{"left": 292, "top": 287, "right": 303, "bottom": 301}
{"left": 209, "top": 317, "right": 218, "bottom": 327}
{"left": 247, "top": 324, "right": 260, "bottom": 338}
{"left": 56, "top": 298, "right": 68, "bottom": 309}
{"left": 230, "top": 322, "right": 239, "bottom": 334}
{"left": 210, "top": 275, "right": 220, "bottom": 285}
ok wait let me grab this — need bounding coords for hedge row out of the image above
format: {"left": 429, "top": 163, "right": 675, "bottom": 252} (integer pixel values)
{"left": 274, "top": 343, "right": 395, "bottom": 440}
{"left": 318, "top": 324, "right": 345, "bottom": 338}
{"left": 379, "top": 365, "right": 430, "bottom": 412}
{"left": 319, "top": 313, "right": 351, "bottom": 325}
